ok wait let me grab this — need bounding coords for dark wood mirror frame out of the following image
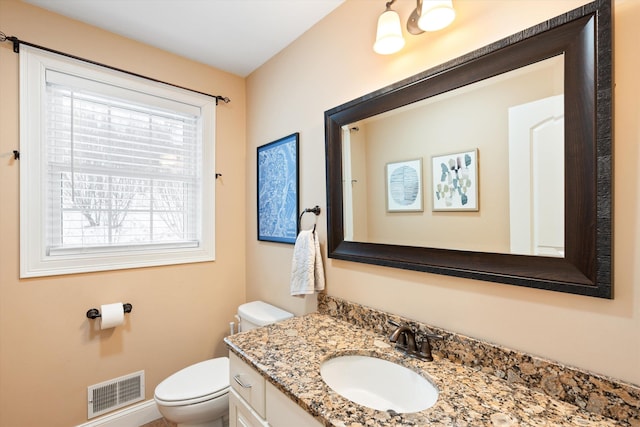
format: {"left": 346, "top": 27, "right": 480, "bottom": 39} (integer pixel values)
{"left": 325, "top": 0, "right": 612, "bottom": 298}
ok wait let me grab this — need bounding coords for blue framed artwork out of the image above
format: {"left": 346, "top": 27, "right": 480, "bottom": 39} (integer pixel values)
{"left": 257, "top": 133, "right": 299, "bottom": 244}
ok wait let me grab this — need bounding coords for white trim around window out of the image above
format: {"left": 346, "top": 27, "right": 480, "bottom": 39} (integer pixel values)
{"left": 19, "top": 46, "right": 216, "bottom": 277}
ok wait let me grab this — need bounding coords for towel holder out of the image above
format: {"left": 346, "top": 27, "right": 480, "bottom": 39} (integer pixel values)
{"left": 298, "top": 206, "right": 321, "bottom": 231}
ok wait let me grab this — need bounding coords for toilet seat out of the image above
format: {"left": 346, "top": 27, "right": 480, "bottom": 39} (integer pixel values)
{"left": 154, "top": 357, "right": 229, "bottom": 407}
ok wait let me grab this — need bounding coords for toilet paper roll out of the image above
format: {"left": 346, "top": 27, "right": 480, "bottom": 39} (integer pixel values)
{"left": 100, "top": 302, "right": 125, "bottom": 330}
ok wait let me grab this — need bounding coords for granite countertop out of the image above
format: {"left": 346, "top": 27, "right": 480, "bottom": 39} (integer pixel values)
{"left": 224, "top": 313, "right": 624, "bottom": 427}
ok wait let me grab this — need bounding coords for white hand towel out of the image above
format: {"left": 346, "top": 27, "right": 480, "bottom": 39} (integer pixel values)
{"left": 290, "top": 229, "right": 325, "bottom": 296}
{"left": 312, "top": 230, "right": 325, "bottom": 292}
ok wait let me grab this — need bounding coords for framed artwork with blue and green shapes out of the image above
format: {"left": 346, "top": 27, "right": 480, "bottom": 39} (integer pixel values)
{"left": 431, "top": 149, "right": 478, "bottom": 211}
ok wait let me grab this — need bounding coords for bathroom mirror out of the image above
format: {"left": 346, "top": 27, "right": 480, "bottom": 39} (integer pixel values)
{"left": 325, "top": 0, "right": 612, "bottom": 298}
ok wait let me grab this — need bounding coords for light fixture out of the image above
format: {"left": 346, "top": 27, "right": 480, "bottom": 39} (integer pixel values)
{"left": 375, "top": 0, "right": 456, "bottom": 54}
{"left": 417, "top": 0, "right": 456, "bottom": 32}
{"left": 373, "top": 1, "right": 405, "bottom": 55}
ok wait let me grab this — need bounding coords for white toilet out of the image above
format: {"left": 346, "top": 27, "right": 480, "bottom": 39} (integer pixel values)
{"left": 154, "top": 301, "right": 293, "bottom": 427}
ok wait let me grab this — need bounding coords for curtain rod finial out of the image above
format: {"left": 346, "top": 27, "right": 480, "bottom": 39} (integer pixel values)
{"left": 215, "top": 96, "right": 230, "bottom": 105}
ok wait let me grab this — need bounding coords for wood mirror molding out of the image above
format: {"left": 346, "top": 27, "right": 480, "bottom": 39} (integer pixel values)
{"left": 324, "top": 0, "right": 612, "bottom": 298}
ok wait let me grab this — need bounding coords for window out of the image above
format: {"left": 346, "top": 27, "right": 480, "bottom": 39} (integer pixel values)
{"left": 20, "top": 46, "right": 215, "bottom": 277}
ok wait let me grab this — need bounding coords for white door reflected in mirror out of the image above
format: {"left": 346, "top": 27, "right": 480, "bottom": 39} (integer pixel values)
{"left": 508, "top": 95, "right": 565, "bottom": 257}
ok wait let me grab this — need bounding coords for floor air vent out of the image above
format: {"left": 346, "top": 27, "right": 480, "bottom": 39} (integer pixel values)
{"left": 87, "top": 370, "right": 144, "bottom": 419}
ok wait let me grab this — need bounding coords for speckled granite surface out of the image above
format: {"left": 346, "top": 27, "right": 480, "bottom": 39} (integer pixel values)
{"left": 224, "top": 304, "right": 636, "bottom": 426}
{"left": 318, "top": 294, "right": 640, "bottom": 426}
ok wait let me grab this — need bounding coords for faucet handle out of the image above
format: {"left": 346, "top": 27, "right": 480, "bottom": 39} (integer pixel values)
{"left": 425, "top": 333, "right": 444, "bottom": 340}
{"left": 418, "top": 340, "right": 434, "bottom": 361}
{"left": 416, "top": 333, "right": 444, "bottom": 361}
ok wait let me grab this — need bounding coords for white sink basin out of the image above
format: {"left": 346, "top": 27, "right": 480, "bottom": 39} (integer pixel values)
{"left": 320, "top": 355, "right": 438, "bottom": 413}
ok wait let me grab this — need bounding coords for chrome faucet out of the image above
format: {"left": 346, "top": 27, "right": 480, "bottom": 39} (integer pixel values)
{"left": 388, "top": 320, "right": 442, "bottom": 362}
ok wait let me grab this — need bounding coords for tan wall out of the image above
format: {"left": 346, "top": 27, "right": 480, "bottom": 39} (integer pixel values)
{"left": 246, "top": 0, "right": 640, "bottom": 387}
{"left": 0, "top": 1, "right": 247, "bottom": 426}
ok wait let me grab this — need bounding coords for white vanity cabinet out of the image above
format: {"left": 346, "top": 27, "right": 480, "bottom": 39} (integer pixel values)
{"left": 229, "top": 352, "right": 322, "bottom": 427}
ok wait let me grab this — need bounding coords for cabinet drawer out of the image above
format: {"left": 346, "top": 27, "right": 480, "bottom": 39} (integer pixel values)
{"left": 229, "top": 352, "right": 266, "bottom": 418}
{"left": 266, "top": 382, "right": 323, "bottom": 427}
{"left": 229, "top": 388, "right": 269, "bottom": 427}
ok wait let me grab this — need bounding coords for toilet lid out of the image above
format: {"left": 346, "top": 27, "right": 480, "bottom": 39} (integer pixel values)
{"left": 155, "top": 357, "right": 229, "bottom": 403}
{"left": 238, "top": 301, "right": 293, "bottom": 327}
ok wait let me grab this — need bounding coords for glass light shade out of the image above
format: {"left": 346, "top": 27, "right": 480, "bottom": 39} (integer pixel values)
{"left": 373, "top": 9, "right": 405, "bottom": 55}
{"left": 418, "top": 0, "right": 456, "bottom": 32}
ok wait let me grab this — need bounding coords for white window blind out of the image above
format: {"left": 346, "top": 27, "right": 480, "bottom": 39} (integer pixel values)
{"left": 20, "top": 46, "right": 215, "bottom": 277}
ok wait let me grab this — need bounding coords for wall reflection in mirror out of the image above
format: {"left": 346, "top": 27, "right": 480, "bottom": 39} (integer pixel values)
{"left": 341, "top": 55, "right": 565, "bottom": 257}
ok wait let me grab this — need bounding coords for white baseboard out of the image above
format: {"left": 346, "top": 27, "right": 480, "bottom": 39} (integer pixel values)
{"left": 76, "top": 399, "right": 162, "bottom": 427}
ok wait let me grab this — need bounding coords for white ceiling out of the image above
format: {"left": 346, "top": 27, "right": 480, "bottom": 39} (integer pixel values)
{"left": 22, "top": 0, "right": 345, "bottom": 77}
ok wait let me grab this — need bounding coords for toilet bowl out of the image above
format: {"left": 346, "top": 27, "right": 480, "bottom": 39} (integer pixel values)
{"left": 154, "top": 358, "right": 229, "bottom": 427}
{"left": 154, "top": 301, "right": 293, "bottom": 427}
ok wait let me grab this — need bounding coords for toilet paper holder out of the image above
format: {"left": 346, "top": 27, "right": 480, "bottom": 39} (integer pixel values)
{"left": 86, "top": 303, "right": 133, "bottom": 319}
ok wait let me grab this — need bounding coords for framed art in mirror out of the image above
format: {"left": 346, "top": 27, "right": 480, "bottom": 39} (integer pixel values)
{"left": 386, "top": 158, "right": 424, "bottom": 212}
{"left": 431, "top": 149, "right": 478, "bottom": 212}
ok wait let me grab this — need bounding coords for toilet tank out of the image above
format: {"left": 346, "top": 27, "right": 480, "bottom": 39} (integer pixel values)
{"left": 237, "top": 301, "right": 293, "bottom": 332}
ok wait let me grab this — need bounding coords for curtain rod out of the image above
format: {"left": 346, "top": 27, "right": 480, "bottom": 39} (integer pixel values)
{"left": 0, "top": 31, "right": 231, "bottom": 105}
